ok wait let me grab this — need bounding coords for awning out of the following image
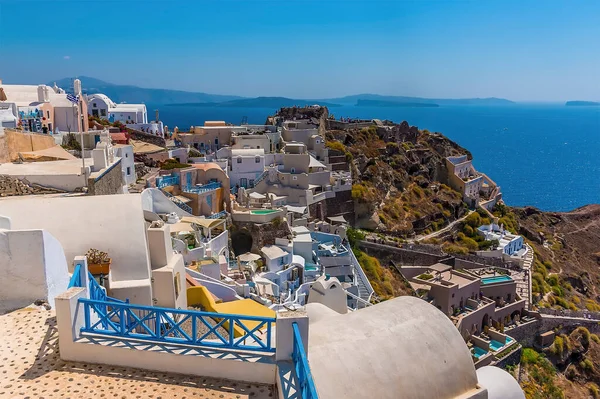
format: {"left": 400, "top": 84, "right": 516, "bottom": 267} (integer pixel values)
{"left": 309, "top": 155, "right": 327, "bottom": 169}
{"left": 249, "top": 192, "right": 266, "bottom": 199}
{"left": 130, "top": 139, "right": 165, "bottom": 154}
{"left": 181, "top": 216, "right": 223, "bottom": 229}
{"left": 168, "top": 221, "right": 195, "bottom": 233}
{"left": 19, "top": 145, "right": 77, "bottom": 161}
{"left": 327, "top": 215, "right": 347, "bottom": 224}
{"left": 238, "top": 252, "right": 261, "bottom": 262}
{"left": 285, "top": 205, "right": 307, "bottom": 214}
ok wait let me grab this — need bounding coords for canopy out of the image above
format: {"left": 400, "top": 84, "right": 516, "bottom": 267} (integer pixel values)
{"left": 168, "top": 221, "right": 194, "bottom": 233}
{"left": 19, "top": 146, "right": 77, "bottom": 162}
{"left": 327, "top": 215, "right": 347, "bottom": 224}
{"left": 238, "top": 252, "right": 261, "bottom": 262}
{"left": 181, "top": 216, "right": 223, "bottom": 229}
{"left": 249, "top": 192, "right": 266, "bottom": 199}
{"left": 286, "top": 205, "right": 307, "bottom": 214}
{"left": 130, "top": 139, "right": 165, "bottom": 154}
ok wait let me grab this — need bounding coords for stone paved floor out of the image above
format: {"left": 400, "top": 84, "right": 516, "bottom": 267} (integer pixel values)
{"left": 0, "top": 309, "right": 275, "bottom": 399}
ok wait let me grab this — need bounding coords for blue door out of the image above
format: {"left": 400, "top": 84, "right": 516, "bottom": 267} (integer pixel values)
{"left": 186, "top": 173, "right": 192, "bottom": 190}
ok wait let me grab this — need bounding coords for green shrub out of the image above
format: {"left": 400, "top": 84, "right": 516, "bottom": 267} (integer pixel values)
{"left": 464, "top": 212, "right": 482, "bottom": 228}
{"left": 442, "top": 243, "right": 469, "bottom": 255}
{"left": 552, "top": 335, "right": 565, "bottom": 357}
{"left": 591, "top": 334, "right": 600, "bottom": 344}
{"left": 418, "top": 273, "right": 434, "bottom": 280}
{"left": 585, "top": 300, "right": 600, "bottom": 312}
{"left": 580, "top": 358, "right": 594, "bottom": 372}
{"left": 161, "top": 158, "right": 191, "bottom": 170}
{"left": 462, "top": 224, "right": 474, "bottom": 236}
{"left": 325, "top": 140, "right": 345, "bottom": 153}
{"left": 460, "top": 236, "right": 479, "bottom": 252}
{"left": 547, "top": 275, "right": 559, "bottom": 287}
{"left": 589, "top": 383, "right": 599, "bottom": 399}
{"left": 347, "top": 228, "right": 365, "bottom": 247}
{"left": 551, "top": 286, "right": 563, "bottom": 297}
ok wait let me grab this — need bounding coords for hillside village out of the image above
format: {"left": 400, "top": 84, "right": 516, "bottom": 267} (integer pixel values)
{"left": 1, "top": 78, "right": 599, "bottom": 399}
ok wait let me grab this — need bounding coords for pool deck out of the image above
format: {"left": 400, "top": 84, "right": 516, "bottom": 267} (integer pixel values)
{"left": 0, "top": 308, "right": 275, "bottom": 398}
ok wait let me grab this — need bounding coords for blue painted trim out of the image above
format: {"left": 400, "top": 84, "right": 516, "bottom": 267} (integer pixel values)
{"left": 78, "top": 298, "right": 276, "bottom": 353}
{"left": 68, "top": 264, "right": 82, "bottom": 288}
{"left": 292, "top": 322, "right": 319, "bottom": 399}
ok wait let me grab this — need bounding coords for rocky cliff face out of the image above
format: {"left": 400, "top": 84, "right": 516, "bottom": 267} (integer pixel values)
{"left": 326, "top": 121, "right": 468, "bottom": 235}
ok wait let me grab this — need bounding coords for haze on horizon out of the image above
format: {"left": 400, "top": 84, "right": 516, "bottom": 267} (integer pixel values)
{"left": 0, "top": 0, "right": 598, "bottom": 102}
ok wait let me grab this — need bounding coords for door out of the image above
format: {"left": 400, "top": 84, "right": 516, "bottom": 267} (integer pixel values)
{"left": 240, "top": 178, "right": 248, "bottom": 188}
{"left": 186, "top": 173, "right": 192, "bottom": 190}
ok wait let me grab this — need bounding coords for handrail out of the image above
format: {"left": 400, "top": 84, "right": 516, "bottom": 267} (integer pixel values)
{"left": 68, "top": 264, "right": 82, "bottom": 288}
{"left": 79, "top": 298, "right": 276, "bottom": 353}
{"left": 292, "top": 322, "right": 319, "bottom": 399}
{"left": 349, "top": 250, "right": 375, "bottom": 300}
{"left": 345, "top": 290, "right": 372, "bottom": 308}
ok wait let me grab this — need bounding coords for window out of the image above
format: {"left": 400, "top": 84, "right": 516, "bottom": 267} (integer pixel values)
{"left": 47, "top": 111, "right": 50, "bottom": 118}
{"left": 255, "top": 156, "right": 260, "bottom": 163}
{"left": 125, "top": 152, "right": 128, "bottom": 158}
{"left": 293, "top": 176, "right": 298, "bottom": 181}
{"left": 214, "top": 138, "right": 219, "bottom": 145}
{"left": 93, "top": 103, "right": 97, "bottom": 108}
{"left": 92, "top": 109, "right": 99, "bottom": 117}
{"left": 127, "top": 115, "right": 131, "bottom": 120}
{"left": 249, "top": 179, "right": 254, "bottom": 188}
{"left": 291, "top": 167, "right": 295, "bottom": 173}
{"left": 237, "top": 157, "right": 242, "bottom": 163}
{"left": 126, "top": 166, "right": 131, "bottom": 176}
{"left": 100, "top": 109, "right": 106, "bottom": 117}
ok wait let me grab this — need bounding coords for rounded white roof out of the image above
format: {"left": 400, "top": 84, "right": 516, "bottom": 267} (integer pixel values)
{"left": 477, "top": 366, "right": 525, "bottom": 399}
{"left": 307, "top": 296, "right": 481, "bottom": 399}
{"left": 88, "top": 93, "right": 116, "bottom": 108}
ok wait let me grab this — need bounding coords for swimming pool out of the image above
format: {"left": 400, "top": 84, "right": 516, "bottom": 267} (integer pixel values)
{"left": 481, "top": 275, "right": 513, "bottom": 285}
{"left": 490, "top": 337, "right": 514, "bottom": 351}
{"left": 472, "top": 347, "right": 488, "bottom": 359}
{"left": 250, "top": 209, "right": 278, "bottom": 215}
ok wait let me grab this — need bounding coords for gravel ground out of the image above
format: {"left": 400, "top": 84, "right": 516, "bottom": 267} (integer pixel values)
{"left": 178, "top": 306, "right": 231, "bottom": 341}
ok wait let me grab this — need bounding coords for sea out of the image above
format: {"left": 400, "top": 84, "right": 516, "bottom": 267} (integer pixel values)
{"left": 150, "top": 103, "right": 600, "bottom": 212}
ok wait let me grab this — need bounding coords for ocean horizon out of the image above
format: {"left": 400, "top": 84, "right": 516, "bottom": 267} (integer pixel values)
{"left": 151, "top": 103, "right": 600, "bottom": 213}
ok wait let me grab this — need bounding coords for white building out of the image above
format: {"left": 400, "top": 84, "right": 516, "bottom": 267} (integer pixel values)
{"left": 88, "top": 93, "right": 148, "bottom": 124}
{"left": 230, "top": 148, "right": 265, "bottom": 189}
{"left": 260, "top": 245, "right": 291, "bottom": 273}
{"left": 114, "top": 144, "right": 136, "bottom": 185}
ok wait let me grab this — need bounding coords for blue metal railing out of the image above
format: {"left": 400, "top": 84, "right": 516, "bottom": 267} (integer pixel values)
{"left": 183, "top": 181, "right": 221, "bottom": 194}
{"left": 68, "top": 264, "right": 82, "bottom": 288}
{"left": 79, "top": 298, "right": 276, "bottom": 353}
{"left": 207, "top": 210, "right": 227, "bottom": 219}
{"left": 157, "top": 175, "right": 180, "bottom": 189}
{"left": 292, "top": 322, "right": 319, "bottom": 399}
{"left": 162, "top": 190, "right": 193, "bottom": 214}
{"left": 254, "top": 170, "right": 268, "bottom": 186}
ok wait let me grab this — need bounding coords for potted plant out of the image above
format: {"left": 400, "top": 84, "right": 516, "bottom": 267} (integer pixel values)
{"left": 86, "top": 248, "right": 111, "bottom": 275}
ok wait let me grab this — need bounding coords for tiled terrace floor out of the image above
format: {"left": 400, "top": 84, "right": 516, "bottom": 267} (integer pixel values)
{"left": 0, "top": 308, "right": 275, "bottom": 398}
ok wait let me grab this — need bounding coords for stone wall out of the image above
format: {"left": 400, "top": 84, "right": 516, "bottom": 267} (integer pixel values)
{"left": 87, "top": 159, "right": 123, "bottom": 196}
{"left": 232, "top": 219, "right": 292, "bottom": 254}
{"left": 309, "top": 190, "right": 354, "bottom": 222}
{"left": 492, "top": 345, "right": 522, "bottom": 369}
{"left": 357, "top": 240, "right": 445, "bottom": 266}
{"left": 0, "top": 175, "right": 65, "bottom": 197}
{"left": 128, "top": 129, "right": 166, "bottom": 148}
{"left": 505, "top": 316, "right": 600, "bottom": 348}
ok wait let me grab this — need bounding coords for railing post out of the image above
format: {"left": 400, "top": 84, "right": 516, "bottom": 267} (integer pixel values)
{"left": 276, "top": 310, "right": 309, "bottom": 362}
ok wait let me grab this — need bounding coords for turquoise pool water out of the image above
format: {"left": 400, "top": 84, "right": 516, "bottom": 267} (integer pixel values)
{"left": 490, "top": 336, "right": 514, "bottom": 351}
{"left": 481, "top": 275, "right": 513, "bottom": 285}
{"left": 473, "top": 347, "right": 488, "bottom": 359}
{"left": 251, "top": 209, "right": 278, "bottom": 215}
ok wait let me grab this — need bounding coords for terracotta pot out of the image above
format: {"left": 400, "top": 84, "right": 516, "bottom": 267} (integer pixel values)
{"left": 88, "top": 259, "right": 111, "bottom": 275}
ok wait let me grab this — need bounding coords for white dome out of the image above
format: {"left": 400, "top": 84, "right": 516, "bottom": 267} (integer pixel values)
{"left": 477, "top": 366, "right": 525, "bottom": 399}
{"left": 307, "top": 296, "right": 483, "bottom": 399}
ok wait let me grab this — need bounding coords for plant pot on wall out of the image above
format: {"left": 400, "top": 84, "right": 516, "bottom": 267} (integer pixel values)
{"left": 86, "top": 248, "right": 111, "bottom": 276}
{"left": 88, "top": 259, "right": 112, "bottom": 275}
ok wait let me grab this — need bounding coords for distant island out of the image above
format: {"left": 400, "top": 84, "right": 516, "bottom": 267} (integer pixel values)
{"left": 565, "top": 101, "right": 600, "bottom": 107}
{"left": 48, "top": 76, "right": 515, "bottom": 106}
{"left": 165, "top": 97, "right": 341, "bottom": 108}
{"left": 355, "top": 99, "right": 439, "bottom": 108}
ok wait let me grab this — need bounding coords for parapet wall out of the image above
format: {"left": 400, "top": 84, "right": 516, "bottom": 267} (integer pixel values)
{"left": 87, "top": 159, "right": 123, "bottom": 195}
{"left": 0, "top": 129, "right": 57, "bottom": 162}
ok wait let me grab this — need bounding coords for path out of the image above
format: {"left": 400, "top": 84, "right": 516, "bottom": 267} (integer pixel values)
{"left": 517, "top": 243, "right": 534, "bottom": 309}
{"left": 412, "top": 210, "right": 474, "bottom": 243}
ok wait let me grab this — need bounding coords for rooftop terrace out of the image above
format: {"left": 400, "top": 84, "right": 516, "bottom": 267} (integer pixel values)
{"left": 0, "top": 308, "right": 274, "bottom": 398}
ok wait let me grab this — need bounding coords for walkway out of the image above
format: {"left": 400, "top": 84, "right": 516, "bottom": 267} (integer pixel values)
{"left": 0, "top": 308, "right": 274, "bottom": 399}
{"left": 516, "top": 244, "right": 534, "bottom": 309}
{"left": 412, "top": 210, "right": 474, "bottom": 243}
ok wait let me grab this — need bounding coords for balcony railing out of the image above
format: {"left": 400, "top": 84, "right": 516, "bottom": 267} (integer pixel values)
{"left": 79, "top": 298, "right": 276, "bottom": 353}
{"left": 157, "top": 175, "right": 180, "bottom": 189}
{"left": 292, "top": 322, "right": 319, "bottom": 399}
{"left": 183, "top": 181, "right": 221, "bottom": 194}
{"left": 68, "top": 264, "right": 82, "bottom": 288}
{"left": 207, "top": 210, "right": 227, "bottom": 219}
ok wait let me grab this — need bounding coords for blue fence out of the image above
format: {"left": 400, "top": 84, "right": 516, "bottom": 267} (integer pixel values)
{"left": 79, "top": 299, "right": 276, "bottom": 353}
{"left": 207, "top": 210, "right": 227, "bottom": 219}
{"left": 157, "top": 175, "right": 180, "bottom": 189}
{"left": 68, "top": 264, "right": 82, "bottom": 288}
{"left": 183, "top": 181, "right": 221, "bottom": 194}
{"left": 292, "top": 322, "right": 319, "bottom": 399}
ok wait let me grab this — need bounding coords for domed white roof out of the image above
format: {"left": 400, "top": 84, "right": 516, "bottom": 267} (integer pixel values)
{"left": 477, "top": 366, "right": 525, "bottom": 399}
{"left": 88, "top": 93, "right": 116, "bottom": 108}
{"left": 307, "top": 296, "right": 483, "bottom": 399}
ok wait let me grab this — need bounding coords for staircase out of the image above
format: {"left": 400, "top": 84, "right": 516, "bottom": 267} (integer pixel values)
{"left": 349, "top": 250, "right": 375, "bottom": 304}
{"left": 161, "top": 189, "right": 193, "bottom": 214}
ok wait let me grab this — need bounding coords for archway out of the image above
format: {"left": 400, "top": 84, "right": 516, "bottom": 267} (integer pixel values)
{"left": 511, "top": 310, "right": 521, "bottom": 324}
{"left": 231, "top": 228, "right": 253, "bottom": 256}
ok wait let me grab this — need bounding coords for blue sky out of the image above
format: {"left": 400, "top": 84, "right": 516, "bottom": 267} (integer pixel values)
{"left": 0, "top": 0, "right": 598, "bottom": 101}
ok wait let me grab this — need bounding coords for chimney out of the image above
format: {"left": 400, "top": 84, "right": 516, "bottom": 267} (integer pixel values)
{"left": 73, "top": 79, "right": 82, "bottom": 96}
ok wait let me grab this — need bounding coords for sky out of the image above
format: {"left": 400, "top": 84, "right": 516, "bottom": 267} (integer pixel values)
{"left": 0, "top": 0, "right": 599, "bottom": 101}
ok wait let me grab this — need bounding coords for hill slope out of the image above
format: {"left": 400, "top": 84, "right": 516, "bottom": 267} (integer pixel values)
{"left": 50, "top": 76, "right": 243, "bottom": 104}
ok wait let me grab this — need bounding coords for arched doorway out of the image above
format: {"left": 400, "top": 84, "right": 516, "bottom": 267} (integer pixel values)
{"left": 511, "top": 310, "right": 521, "bottom": 324}
{"left": 231, "top": 228, "right": 253, "bottom": 256}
